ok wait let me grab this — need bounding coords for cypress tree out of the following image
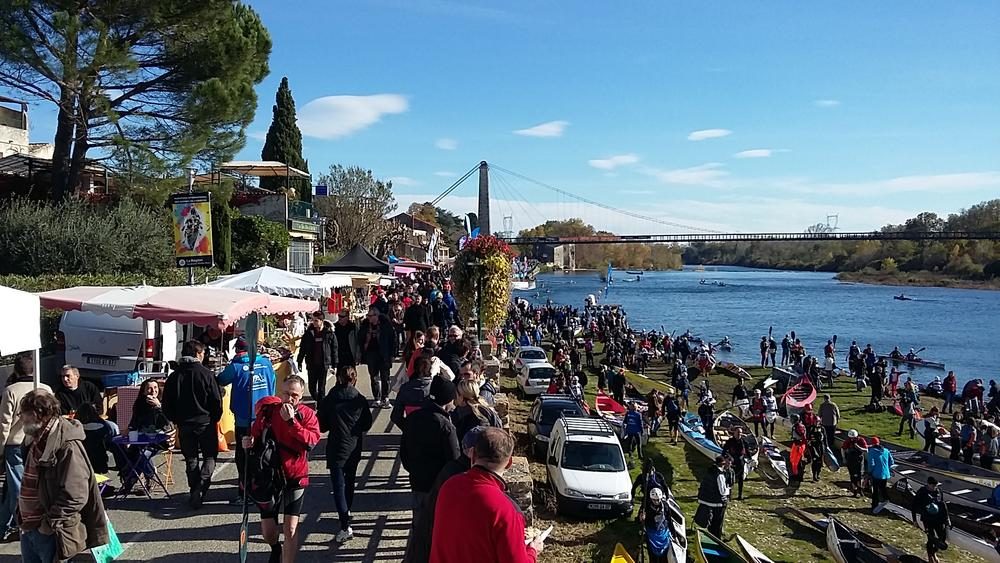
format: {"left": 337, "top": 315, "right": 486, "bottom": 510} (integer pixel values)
{"left": 260, "top": 77, "right": 310, "bottom": 201}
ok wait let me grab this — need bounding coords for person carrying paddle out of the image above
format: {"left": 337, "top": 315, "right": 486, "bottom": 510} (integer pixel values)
{"left": 721, "top": 426, "right": 749, "bottom": 501}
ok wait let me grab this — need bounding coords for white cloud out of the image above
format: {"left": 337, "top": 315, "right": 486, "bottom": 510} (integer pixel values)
{"left": 514, "top": 120, "right": 569, "bottom": 138}
{"left": 247, "top": 131, "right": 268, "bottom": 141}
{"left": 817, "top": 172, "right": 1000, "bottom": 196}
{"left": 814, "top": 99, "right": 841, "bottom": 108}
{"left": 297, "top": 94, "right": 408, "bottom": 139}
{"left": 644, "top": 163, "right": 730, "bottom": 187}
{"left": 687, "top": 128, "right": 732, "bottom": 141}
{"left": 388, "top": 176, "right": 420, "bottom": 187}
{"left": 435, "top": 138, "right": 458, "bottom": 150}
{"left": 588, "top": 153, "right": 639, "bottom": 170}
{"left": 734, "top": 149, "right": 775, "bottom": 159}
{"left": 434, "top": 171, "right": 457, "bottom": 178}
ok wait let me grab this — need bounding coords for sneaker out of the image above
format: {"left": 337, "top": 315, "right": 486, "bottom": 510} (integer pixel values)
{"left": 381, "top": 398, "right": 391, "bottom": 408}
{"left": 335, "top": 527, "right": 354, "bottom": 543}
{"left": 229, "top": 495, "right": 246, "bottom": 506}
{"left": 1, "top": 529, "right": 19, "bottom": 543}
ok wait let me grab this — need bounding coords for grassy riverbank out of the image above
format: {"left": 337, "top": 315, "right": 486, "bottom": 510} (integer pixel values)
{"left": 500, "top": 349, "right": 986, "bottom": 563}
{"left": 837, "top": 270, "right": 1000, "bottom": 290}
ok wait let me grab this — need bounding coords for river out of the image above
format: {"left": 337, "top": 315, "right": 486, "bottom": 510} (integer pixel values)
{"left": 524, "top": 267, "right": 999, "bottom": 386}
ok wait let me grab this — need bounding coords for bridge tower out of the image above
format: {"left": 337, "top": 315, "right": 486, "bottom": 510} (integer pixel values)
{"left": 477, "top": 161, "right": 490, "bottom": 235}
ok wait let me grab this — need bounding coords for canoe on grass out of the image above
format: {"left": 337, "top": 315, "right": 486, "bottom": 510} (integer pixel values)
{"left": 757, "top": 436, "right": 789, "bottom": 485}
{"left": 694, "top": 529, "right": 749, "bottom": 563}
{"left": 716, "top": 361, "right": 752, "bottom": 380}
{"left": 788, "top": 508, "right": 922, "bottom": 563}
{"left": 827, "top": 516, "right": 894, "bottom": 563}
{"left": 887, "top": 476, "right": 1000, "bottom": 541}
{"left": 891, "top": 449, "right": 1000, "bottom": 488}
{"left": 734, "top": 535, "right": 775, "bottom": 563}
{"left": 881, "top": 502, "right": 997, "bottom": 561}
{"left": 679, "top": 412, "right": 759, "bottom": 479}
{"left": 611, "top": 543, "right": 636, "bottom": 563}
{"left": 783, "top": 376, "right": 817, "bottom": 410}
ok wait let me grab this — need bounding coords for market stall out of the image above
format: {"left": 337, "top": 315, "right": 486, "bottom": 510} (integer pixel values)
{"left": 207, "top": 266, "right": 330, "bottom": 299}
{"left": 35, "top": 285, "right": 319, "bottom": 442}
{"left": 0, "top": 285, "right": 42, "bottom": 388}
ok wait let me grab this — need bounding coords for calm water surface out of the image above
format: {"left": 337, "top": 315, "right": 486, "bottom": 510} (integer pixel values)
{"left": 527, "top": 267, "right": 999, "bottom": 386}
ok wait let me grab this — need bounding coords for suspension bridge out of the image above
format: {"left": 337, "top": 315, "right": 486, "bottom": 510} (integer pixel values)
{"left": 431, "top": 161, "right": 1000, "bottom": 244}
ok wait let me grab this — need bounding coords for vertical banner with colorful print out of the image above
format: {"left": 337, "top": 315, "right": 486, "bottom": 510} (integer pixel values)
{"left": 169, "top": 192, "right": 214, "bottom": 268}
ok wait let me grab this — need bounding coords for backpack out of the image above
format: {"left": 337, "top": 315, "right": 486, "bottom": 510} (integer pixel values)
{"left": 247, "top": 408, "right": 286, "bottom": 503}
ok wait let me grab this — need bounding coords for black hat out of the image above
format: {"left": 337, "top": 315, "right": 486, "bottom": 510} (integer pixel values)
{"left": 430, "top": 377, "right": 457, "bottom": 406}
{"left": 927, "top": 476, "right": 938, "bottom": 485}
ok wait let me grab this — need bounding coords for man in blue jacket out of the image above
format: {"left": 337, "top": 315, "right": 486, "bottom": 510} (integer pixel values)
{"left": 217, "top": 336, "right": 277, "bottom": 504}
{"left": 866, "top": 436, "right": 895, "bottom": 511}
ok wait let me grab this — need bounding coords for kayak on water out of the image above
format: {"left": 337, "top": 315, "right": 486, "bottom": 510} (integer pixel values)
{"left": 878, "top": 355, "right": 945, "bottom": 370}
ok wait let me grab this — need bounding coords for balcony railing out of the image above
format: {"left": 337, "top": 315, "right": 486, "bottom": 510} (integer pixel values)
{"left": 288, "top": 200, "right": 316, "bottom": 220}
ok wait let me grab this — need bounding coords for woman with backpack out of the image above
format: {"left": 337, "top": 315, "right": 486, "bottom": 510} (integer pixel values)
{"left": 319, "top": 366, "right": 373, "bottom": 544}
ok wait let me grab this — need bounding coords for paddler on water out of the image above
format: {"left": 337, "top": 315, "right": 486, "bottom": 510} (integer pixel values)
{"left": 889, "top": 346, "right": 904, "bottom": 360}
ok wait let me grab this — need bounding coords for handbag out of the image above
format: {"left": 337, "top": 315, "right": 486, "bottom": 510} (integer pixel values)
{"left": 91, "top": 520, "right": 124, "bottom": 563}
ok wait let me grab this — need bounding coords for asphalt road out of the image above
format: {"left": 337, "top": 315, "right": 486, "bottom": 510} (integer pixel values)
{"left": 0, "top": 365, "right": 410, "bottom": 562}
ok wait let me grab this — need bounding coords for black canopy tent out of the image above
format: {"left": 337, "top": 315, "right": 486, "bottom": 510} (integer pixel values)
{"left": 318, "top": 244, "right": 391, "bottom": 274}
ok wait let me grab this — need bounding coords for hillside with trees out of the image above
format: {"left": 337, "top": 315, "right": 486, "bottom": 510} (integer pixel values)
{"left": 682, "top": 199, "right": 1000, "bottom": 287}
{"left": 517, "top": 218, "right": 684, "bottom": 270}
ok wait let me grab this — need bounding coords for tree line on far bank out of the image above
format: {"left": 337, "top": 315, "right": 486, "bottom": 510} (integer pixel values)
{"left": 517, "top": 218, "right": 685, "bottom": 270}
{"left": 682, "top": 199, "right": 1000, "bottom": 281}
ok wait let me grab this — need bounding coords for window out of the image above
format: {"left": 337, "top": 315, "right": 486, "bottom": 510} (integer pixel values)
{"left": 288, "top": 239, "right": 312, "bottom": 273}
{"left": 528, "top": 366, "right": 556, "bottom": 382}
{"left": 520, "top": 350, "right": 546, "bottom": 361}
{"left": 561, "top": 442, "right": 626, "bottom": 472}
{"left": 540, "top": 404, "right": 583, "bottom": 426}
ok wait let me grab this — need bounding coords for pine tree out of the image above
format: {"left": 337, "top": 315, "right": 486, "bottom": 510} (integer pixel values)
{"left": 260, "top": 77, "right": 310, "bottom": 200}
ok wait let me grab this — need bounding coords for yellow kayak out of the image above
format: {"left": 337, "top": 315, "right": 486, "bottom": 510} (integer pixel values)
{"left": 611, "top": 543, "right": 636, "bottom": 563}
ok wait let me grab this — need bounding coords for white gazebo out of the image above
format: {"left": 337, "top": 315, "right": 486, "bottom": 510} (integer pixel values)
{"left": 207, "top": 266, "right": 331, "bottom": 299}
{"left": 0, "top": 286, "right": 43, "bottom": 387}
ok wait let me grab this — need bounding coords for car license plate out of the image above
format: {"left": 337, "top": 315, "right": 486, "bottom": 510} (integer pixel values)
{"left": 587, "top": 503, "right": 612, "bottom": 510}
{"left": 85, "top": 356, "right": 117, "bottom": 366}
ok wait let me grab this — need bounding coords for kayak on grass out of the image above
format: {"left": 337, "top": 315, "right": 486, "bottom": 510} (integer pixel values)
{"left": 694, "top": 529, "right": 749, "bottom": 563}
{"left": 679, "top": 412, "right": 759, "bottom": 479}
{"left": 734, "top": 535, "right": 775, "bottom": 563}
{"left": 758, "top": 436, "right": 789, "bottom": 485}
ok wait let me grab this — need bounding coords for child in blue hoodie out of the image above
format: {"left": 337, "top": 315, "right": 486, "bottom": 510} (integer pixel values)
{"left": 217, "top": 336, "right": 277, "bottom": 503}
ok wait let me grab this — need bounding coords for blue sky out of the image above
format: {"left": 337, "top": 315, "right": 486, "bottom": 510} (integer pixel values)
{"left": 16, "top": 1, "right": 1000, "bottom": 234}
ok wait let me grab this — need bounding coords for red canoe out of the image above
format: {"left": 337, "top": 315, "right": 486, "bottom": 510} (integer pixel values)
{"left": 784, "top": 377, "right": 817, "bottom": 409}
{"left": 596, "top": 391, "right": 626, "bottom": 414}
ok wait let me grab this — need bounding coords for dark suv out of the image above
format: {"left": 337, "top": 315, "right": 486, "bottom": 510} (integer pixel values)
{"left": 527, "top": 394, "right": 587, "bottom": 458}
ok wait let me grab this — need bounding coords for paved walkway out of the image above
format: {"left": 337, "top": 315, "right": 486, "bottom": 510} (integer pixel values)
{"left": 0, "top": 365, "right": 411, "bottom": 562}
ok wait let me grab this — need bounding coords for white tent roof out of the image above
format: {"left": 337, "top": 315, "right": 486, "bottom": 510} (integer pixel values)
{"left": 0, "top": 285, "right": 41, "bottom": 355}
{"left": 302, "top": 272, "right": 354, "bottom": 289}
{"left": 208, "top": 266, "right": 330, "bottom": 299}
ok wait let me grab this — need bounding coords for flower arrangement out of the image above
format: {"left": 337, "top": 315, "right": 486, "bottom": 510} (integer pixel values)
{"left": 451, "top": 235, "right": 514, "bottom": 332}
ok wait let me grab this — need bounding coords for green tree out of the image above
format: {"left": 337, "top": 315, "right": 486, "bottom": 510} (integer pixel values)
{"left": 212, "top": 199, "right": 234, "bottom": 273}
{"left": 313, "top": 165, "right": 398, "bottom": 254}
{"left": 260, "top": 77, "right": 309, "bottom": 200}
{"left": 231, "top": 215, "right": 290, "bottom": 272}
{"left": 0, "top": 1, "right": 271, "bottom": 200}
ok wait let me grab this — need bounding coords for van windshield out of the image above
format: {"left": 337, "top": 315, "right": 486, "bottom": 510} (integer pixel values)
{"left": 561, "top": 442, "right": 626, "bottom": 472}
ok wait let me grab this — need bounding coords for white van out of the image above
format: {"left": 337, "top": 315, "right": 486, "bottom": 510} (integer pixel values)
{"left": 546, "top": 416, "right": 632, "bottom": 518}
{"left": 58, "top": 311, "right": 182, "bottom": 380}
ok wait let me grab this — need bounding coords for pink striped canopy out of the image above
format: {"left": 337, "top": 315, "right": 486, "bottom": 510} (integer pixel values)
{"left": 37, "top": 285, "right": 319, "bottom": 329}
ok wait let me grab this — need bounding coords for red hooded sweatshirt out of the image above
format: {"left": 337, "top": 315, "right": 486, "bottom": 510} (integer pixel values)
{"left": 250, "top": 396, "right": 321, "bottom": 485}
{"left": 430, "top": 466, "right": 537, "bottom": 563}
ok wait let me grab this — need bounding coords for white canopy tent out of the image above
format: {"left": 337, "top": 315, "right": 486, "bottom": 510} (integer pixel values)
{"left": 301, "top": 272, "right": 353, "bottom": 289}
{"left": 208, "top": 266, "right": 331, "bottom": 299}
{"left": 0, "top": 285, "right": 43, "bottom": 387}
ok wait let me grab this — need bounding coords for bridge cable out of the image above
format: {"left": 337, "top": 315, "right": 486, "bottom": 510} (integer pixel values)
{"left": 490, "top": 164, "right": 726, "bottom": 234}
{"left": 430, "top": 163, "right": 481, "bottom": 207}
{"left": 491, "top": 169, "right": 549, "bottom": 231}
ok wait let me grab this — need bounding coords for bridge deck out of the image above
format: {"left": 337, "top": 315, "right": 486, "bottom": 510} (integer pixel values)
{"left": 502, "top": 231, "right": 1000, "bottom": 244}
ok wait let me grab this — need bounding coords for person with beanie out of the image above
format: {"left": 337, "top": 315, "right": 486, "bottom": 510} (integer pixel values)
{"left": 399, "top": 376, "right": 460, "bottom": 525}
{"left": 217, "top": 336, "right": 277, "bottom": 505}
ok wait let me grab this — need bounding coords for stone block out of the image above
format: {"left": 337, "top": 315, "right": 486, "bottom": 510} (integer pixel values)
{"left": 493, "top": 393, "right": 509, "bottom": 419}
{"left": 506, "top": 456, "right": 533, "bottom": 500}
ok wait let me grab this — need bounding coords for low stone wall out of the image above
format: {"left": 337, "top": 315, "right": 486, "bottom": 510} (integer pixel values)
{"left": 506, "top": 455, "right": 533, "bottom": 525}
{"left": 493, "top": 393, "right": 510, "bottom": 428}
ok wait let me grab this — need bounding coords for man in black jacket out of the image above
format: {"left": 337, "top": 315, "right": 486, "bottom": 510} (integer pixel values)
{"left": 913, "top": 476, "right": 951, "bottom": 563}
{"left": 359, "top": 307, "right": 395, "bottom": 408}
{"left": 318, "top": 367, "right": 373, "bottom": 544}
{"left": 55, "top": 365, "right": 105, "bottom": 418}
{"left": 297, "top": 311, "right": 339, "bottom": 401}
{"left": 333, "top": 311, "right": 361, "bottom": 381}
{"left": 400, "top": 377, "right": 459, "bottom": 524}
{"left": 163, "top": 340, "right": 223, "bottom": 508}
{"left": 694, "top": 455, "right": 733, "bottom": 538}
{"left": 436, "top": 326, "right": 468, "bottom": 377}
{"left": 403, "top": 294, "right": 431, "bottom": 341}
{"left": 403, "top": 425, "right": 483, "bottom": 563}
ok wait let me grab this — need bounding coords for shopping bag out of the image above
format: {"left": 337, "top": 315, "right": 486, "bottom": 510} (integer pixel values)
{"left": 91, "top": 520, "right": 124, "bottom": 563}
{"left": 217, "top": 422, "right": 230, "bottom": 452}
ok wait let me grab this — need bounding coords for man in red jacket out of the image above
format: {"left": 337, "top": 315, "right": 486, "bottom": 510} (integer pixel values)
{"left": 430, "top": 427, "right": 545, "bottom": 563}
{"left": 244, "top": 376, "right": 321, "bottom": 563}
